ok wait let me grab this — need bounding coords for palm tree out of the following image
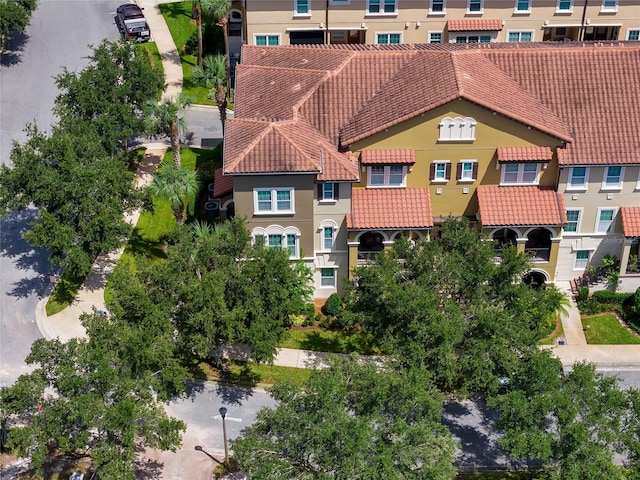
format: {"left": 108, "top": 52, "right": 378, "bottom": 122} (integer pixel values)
{"left": 193, "top": 0, "right": 231, "bottom": 68}
{"left": 193, "top": 54, "right": 228, "bottom": 133}
{"left": 149, "top": 163, "right": 200, "bottom": 225}
{"left": 143, "top": 93, "right": 193, "bottom": 169}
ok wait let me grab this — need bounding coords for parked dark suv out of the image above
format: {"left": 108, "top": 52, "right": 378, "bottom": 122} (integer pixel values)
{"left": 116, "top": 4, "right": 151, "bottom": 42}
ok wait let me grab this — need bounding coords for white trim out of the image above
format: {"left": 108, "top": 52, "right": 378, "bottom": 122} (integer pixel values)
{"left": 319, "top": 267, "right": 337, "bottom": 289}
{"left": 428, "top": 31, "right": 443, "bottom": 43}
{"left": 329, "top": 0, "right": 350, "bottom": 4}
{"left": 458, "top": 159, "right": 477, "bottom": 182}
{"left": 574, "top": 250, "right": 590, "bottom": 270}
{"left": 500, "top": 163, "right": 540, "bottom": 186}
{"left": 375, "top": 31, "right": 403, "bottom": 44}
{"left": 253, "top": 33, "right": 281, "bottom": 46}
{"left": 466, "top": 0, "right": 484, "bottom": 14}
{"left": 438, "top": 116, "right": 476, "bottom": 141}
{"left": 293, "top": 0, "right": 311, "bottom": 16}
{"left": 367, "top": 165, "right": 407, "bottom": 187}
{"left": 595, "top": 207, "right": 617, "bottom": 234}
{"left": 319, "top": 219, "right": 338, "bottom": 252}
{"left": 251, "top": 225, "right": 301, "bottom": 259}
{"left": 636, "top": 169, "right": 640, "bottom": 190}
{"left": 566, "top": 166, "right": 589, "bottom": 191}
{"left": 513, "top": 0, "right": 531, "bottom": 13}
{"left": 601, "top": 165, "right": 623, "bottom": 191}
{"left": 564, "top": 208, "right": 583, "bottom": 234}
{"left": 253, "top": 187, "right": 295, "bottom": 215}
{"left": 432, "top": 160, "right": 450, "bottom": 183}
{"left": 555, "top": 0, "right": 573, "bottom": 13}
{"left": 366, "top": 0, "right": 398, "bottom": 15}
{"left": 507, "top": 29, "right": 534, "bottom": 42}
{"left": 626, "top": 29, "right": 640, "bottom": 40}
{"left": 600, "top": 0, "right": 618, "bottom": 12}
{"left": 429, "top": 0, "right": 446, "bottom": 15}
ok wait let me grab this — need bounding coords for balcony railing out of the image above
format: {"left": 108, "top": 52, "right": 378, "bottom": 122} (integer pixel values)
{"left": 525, "top": 247, "right": 550, "bottom": 262}
{"left": 357, "top": 250, "right": 382, "bottom": 265}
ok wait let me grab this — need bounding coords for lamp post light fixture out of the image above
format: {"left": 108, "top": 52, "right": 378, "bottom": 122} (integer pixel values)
{"left": 219, "top": 406, "right": 229, "bottom": 467}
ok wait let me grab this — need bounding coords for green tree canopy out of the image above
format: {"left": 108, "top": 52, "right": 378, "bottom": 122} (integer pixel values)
{"left": 148, "top": 163, "right": 200, "bottom": 225}
{"left": 345, "top": 218, "right": 566, "bottom": 396}
{"left": 54, "top": 40, "right": 164, "bottom": 156}
{"left": 0, "top": 311, "right": 187, "bottom": 479}
{"left": 232, "top": 356, "right": 457, "bottom": 479}
{"left": 107, "top": 218, "right": 313, "bottom": 364}
{"left": 0, "top": 121, "right": 141, "bottom": 276}
{"left": 0, "top": 0, "right": 38, "bottom": 37}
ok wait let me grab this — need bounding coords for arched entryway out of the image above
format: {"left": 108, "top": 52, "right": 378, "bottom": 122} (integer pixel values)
{"left": 491, "top": 228, "right": 518, "bottom": 253}
{"left": 357, "top": 231, "right": 385, "bottom": 264}
{"left": 523, "top": 270, "right": 548, "bottom": 289}
{"left": 525, "top": 228, "right": 552, "bottom": 262}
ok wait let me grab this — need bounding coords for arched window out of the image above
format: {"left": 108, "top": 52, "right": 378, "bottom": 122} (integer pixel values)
{"left": 319, "top": 220, "right": 338, "bottom": 252}
{"left": 438, "top": 116, "right": 476, "bottom": 141}
{"left": 252, "top": 225, "right": 301, "bottom": 258}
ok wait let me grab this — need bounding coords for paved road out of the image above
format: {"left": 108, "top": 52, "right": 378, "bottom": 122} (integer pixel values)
{"left": 0, "top": 0, "right": 120, "bottom": 386}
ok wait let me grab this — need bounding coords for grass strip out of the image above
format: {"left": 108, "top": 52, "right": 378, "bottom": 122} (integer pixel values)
{"left": 582, "top": 313, "right": 640, "bottom": 344}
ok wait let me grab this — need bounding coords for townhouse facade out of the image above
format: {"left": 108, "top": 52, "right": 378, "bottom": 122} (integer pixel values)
{"left": 226, "top": 0, "right": 640, "bottom": 55}
{"left": 219, "top": 42, "right": 640, "bottom": 298}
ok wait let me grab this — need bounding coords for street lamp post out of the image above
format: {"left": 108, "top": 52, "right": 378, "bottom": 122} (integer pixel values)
{"left": 219, "top": 406, "right": 229, "bottom": 467}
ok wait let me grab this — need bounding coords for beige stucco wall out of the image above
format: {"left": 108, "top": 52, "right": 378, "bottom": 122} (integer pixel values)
{"left": 556, "top": 164, "right": 640, "bottom": 281}
{"left": 243, "top": 0, "right": 640, "bottom": 44}
{"left": 351, "top": 100, "right": 563, "bottom": 219}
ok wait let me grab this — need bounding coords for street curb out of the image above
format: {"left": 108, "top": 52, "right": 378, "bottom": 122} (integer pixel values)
{"left": 35, "top": 296, "right": 56, "bottom": 341}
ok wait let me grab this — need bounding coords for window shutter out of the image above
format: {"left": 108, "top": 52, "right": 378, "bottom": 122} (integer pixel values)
{"left": 472, "top": 162, "right": 479, "bottom": 180}
{"left": 335, "top": 183, "right": 339, "bottom": 200}
{"left": 317, "top": 183, "right": 322, "bottom": 199}
{"left": 445, "top": 163, "right": 452, "bottom": 180}
{"left": 430, "top": 163, "right": 436, "bottom": 181}
{"left": 456, "top": 162, "right": 462, "bottom": 180}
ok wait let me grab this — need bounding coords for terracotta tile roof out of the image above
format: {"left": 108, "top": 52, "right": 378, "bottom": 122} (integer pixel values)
{"left": 621, "top": 207, "right": 640, "bottom": 237}
{"left": 340, "top": 51, "right": 571, "bottom": 145}
{"left": 360, "top": 149, "right": 415, "bottom": 165}
{"left": 477, "top": 186, "right": 567, "bottom": 227}
{"left": 447, "top": 19, "right": 503, "bottom": 32}
{"left": 213, "top": 168, "right": 233, "bottom": 197}
{"left": 497, "top": 146, "right": 553, "bottom": 163}
{"left": 347, "top": 188, "right": 433, "bottom": 230}
{"left": 227, "top": 43, "right": 640, "bottom": 179}
{"left": 485, "top": 47, "right": 640, "bottom": 165}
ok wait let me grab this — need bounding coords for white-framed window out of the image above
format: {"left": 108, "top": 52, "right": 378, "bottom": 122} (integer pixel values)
{"left": 431, "top": 161, "right": 451, "bottom": 182}
{"left": 376, "top": 32, "right": 401, "bottom": 44}
{"left": 430, "top": 0, "right": 445, "bottom": 14}
{"left": 467, "top": 0, "right": 483, "bottom": 13}
{"left": 600, "top": 0, "right": 618, "bottom": 12}
{"left": 455, "top": 35, "right": 491, "bottom": 43}
{"left": 320, "top": 220, "right": 338, "bottom": 251}
{"left": 367, "top": 165, "right": 406, "bottom": 187}
{"left": 456, "top": 160, "right": 477, "bottom": 182}
{"left": 556, "top": 0, "right": 572, "bottom": 12}
{"left": 254, "top": 34, "right": 280, "bottom": 46}
{"left": 252, "top": 226, "right": 301, "bottom": 258}
{"left": 568, "top": 166, "right": 588, "bottom": 190}
{"left": 330, "top": 0, "right": 350, "bottom": 4}
{"left": 595, "top": 208, "right": 616, "bottom": 233}
{"left": 514, "top": 0, "right": 531, "bottom": 12}
{"left": 636, "top": 169, "right": 640, "bottom": 189}
{"left": 294, "top": 0, "right": 310, "bottom": 15}
{"left": 628, "top": 29, "right": 640, "bottom": 40}
{"left": 428, "top": 32, "right": 443, "bottom": 43}
{"left": 565, "top": 209, "right": 581, "bottom": 233}
{"left": 254, "top": 188, "right": 294, "bottom": 214}
{"left": 319, "top": 182, "right": 338, "bottom": 202}
{"left": 320, "top": 268, "right": 336, "bottom": 288}
{"left": 574, "top": 250, "right": 590, "bottom": 270}
{"left": 602, "top": 165, "right": 623, "bottom": 190}
{"left": 438, "top": 117, "right": 476, "bottom": 141}
{"left": 367, "top": 0, "right": 397, "bottom": 14}
{"left": 500, "top": 163, "right": 540, "bottom": 185}
{"left": 508, "top": 30, "right": 533, "bottom": 42}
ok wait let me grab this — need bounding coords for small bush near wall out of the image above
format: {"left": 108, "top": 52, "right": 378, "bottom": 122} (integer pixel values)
{"left": 592, "top": 290, "right": 632, "bottom": 305}
{"left": 578, "top": 287, "right": 640, "bottom": 333}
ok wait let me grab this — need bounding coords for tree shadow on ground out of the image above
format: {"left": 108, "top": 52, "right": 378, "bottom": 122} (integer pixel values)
{"left": 0, "top": 209, "right": 55, "bottom": 299}
{"left": 1, "top": 30, "right": 28, "bottom": 67}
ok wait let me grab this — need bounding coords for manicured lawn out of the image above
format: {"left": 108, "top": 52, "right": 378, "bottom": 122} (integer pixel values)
{"left": 45, "top": 272, "right": 85, "bottom": 316}
{"left": 159, "top": 1, "right": 213, "bottom": 105}
{"left": 582, "top": 313, "right": 640, "bottom": 345}
{"left": 279, "top": 328, "right": 384, "bottom": 355}
{"left": 135, "top": 41, "right": 163, "bottom": 88}
{"left": 196, "top": 360, "right": 312, "bottom": 387}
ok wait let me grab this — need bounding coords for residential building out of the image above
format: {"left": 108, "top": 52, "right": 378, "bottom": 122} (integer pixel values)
{"left": 222, "top": 41, "right": 640, "bottom": 297}
{"left": 226, "top": 0, "right": 640, "bottom": 53}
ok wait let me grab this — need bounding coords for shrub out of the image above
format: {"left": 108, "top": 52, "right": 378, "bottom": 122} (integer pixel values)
{"left": 592, "top": 290, "right": 631, "bottom": 305}
{"left": 314, "top": 312, "right": 324, "bottom": 323}
{"left": 323, "top": 293, "right": 344, "bottom": 317}
{"left": 578, "top": 286, "right": 590, "bottom": 302}
{"left": 184, "top": 23, "right": 224, "bottom": 57}
{"left": 289, "top": 314, "right": 306, "bottom": 327}
{"left": 634, "top": 287, "right": 640, "bottom": 314}
{"left": 318, "top": 316, "right": 330, "bottom": 329}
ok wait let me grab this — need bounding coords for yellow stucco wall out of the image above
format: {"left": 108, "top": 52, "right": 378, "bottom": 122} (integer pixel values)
{"left": 351, "top": 100, "right": 563, "bottom": 219}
